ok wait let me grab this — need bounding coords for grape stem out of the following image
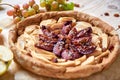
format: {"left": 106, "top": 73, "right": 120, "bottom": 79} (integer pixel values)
{"left": 0, "top": 3, "right": 15, "bottom": 9}
{"left": 74, "top": 3, "right": 80, "bottom": 7}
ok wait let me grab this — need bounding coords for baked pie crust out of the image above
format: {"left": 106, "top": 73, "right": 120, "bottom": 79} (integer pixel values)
{"left": 9, "top": 11, "right": 120, "bottom": 79}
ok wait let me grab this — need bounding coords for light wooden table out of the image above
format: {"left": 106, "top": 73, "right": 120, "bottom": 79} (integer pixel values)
{"left": 0, "top": 0, "right": 120, "bottom": 80}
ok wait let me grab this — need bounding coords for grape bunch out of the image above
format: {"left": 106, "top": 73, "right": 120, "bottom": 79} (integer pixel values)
{"left": 7, "top": 0, "right": 39, "bottom": 23}
{"left": 40, "top": 0, "right": 74, "bottom": 11}
{"left": 6, "top": 0, "right": 75, "bottom": 23}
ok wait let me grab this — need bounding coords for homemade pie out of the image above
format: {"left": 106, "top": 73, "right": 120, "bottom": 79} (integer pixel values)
{"left": 9, "top": 11, "right": 120, "bottom": 79}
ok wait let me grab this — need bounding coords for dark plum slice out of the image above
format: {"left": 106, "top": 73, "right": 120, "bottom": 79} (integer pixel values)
{"left": 61, "top": 48, "right": 81, "bottom": 60}
{"left": 61, "top": 25, "right": 72, "bottom": 35}
{"left": 39, "top": 34, "right": 57, "bottom": 44}
{"left": 76, "top": 45, "right": 96, "bottom": 54}
{"left": 35, "top": 41, "right": 54, "bottom": 51}
{"left": 39, "top": 34, "right": 48, "bottom": 41}
{"left": 76, "top": 27, "right": 92, "bottom": 38}
{"left": 72, "top": 36, "right": 91, "bottom": 45}
{"left": 53, "top": 41, "right": 65, "bottom": 57}
{"left": 41, "top": 25, "right": 51, "bottom": 36}
{"left": 68, "top": 28, "right": 77, "bottom": 39}
{"left": 61, "top": 21, "right": 73, "bottom": 35}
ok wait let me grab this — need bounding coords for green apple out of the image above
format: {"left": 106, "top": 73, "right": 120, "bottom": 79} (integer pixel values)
{"left": 0, "top": 45, "right": 13, "bottom": 76}
{"left": 0, "top": 61, "right": 7, "bottom": 75}
{"left": 0, "top": 46, "right": 13, "bottom": 62}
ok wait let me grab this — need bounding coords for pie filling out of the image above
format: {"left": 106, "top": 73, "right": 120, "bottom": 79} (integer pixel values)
{"left": 35, "top": 21, "right": 96, "bottom": 60}
{"left": 16, "top": 17, "right": 112, "bottom": 66}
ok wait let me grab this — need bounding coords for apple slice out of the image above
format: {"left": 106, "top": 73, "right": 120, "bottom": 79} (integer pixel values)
{"left": 0, "top": 61, "right": 7, "bottom": 75}
{"left": 0, "top": 46, "right": 13, "bottom": 62}
{"left": 75, "top": 21, "right": 92, "bottom": 31}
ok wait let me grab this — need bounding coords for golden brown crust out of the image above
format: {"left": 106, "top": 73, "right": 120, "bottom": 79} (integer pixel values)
{"left": 9, "top": 11, "right": 120, "bottom": 79}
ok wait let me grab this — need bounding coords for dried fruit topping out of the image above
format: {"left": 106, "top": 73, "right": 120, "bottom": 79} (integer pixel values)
{"left": 35, "top": 21, "right": 96, "bottom": 60}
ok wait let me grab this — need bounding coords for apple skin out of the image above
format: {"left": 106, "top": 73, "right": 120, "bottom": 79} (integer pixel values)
{"left": 0, "top": 61, "right": 7, "bottom": 76}
{"left": 6, "top": 60, "right": 12, "bottom": 69}
{"left": 0, "top": 59, "right": 13, "bottom": 76}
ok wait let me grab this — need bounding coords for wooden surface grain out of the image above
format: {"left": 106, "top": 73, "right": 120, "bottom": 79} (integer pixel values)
{"left": 0, "top": 0, "right": 120, "bottom": 80}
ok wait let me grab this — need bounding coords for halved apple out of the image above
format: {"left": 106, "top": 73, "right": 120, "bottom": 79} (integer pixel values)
{"left": 0, "top": 46, "right": 13, "bottom": 62}
{"left": 0, "top": 61, "right": 7, "bottom": 75}
{"left": 0, "top": 46, "right": 13, "bottom": 76}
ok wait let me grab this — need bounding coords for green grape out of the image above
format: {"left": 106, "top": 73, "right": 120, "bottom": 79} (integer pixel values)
{"left": 51, "top": 1, "right": 58, "bottom": 10}
{"left": 66, "top": 2, "right": 74, "bottom": 10}
{"left": 56, "top": 0, "right": 65, "bottom": 4}
{"left": 45, "top": 4, "right": 51, "bottom": 11}
{"left": 21, "top": 17, "right": 25, "bottom": 20}
{"left": 39, "top": 0, "right": 74, "bottom": 11}
{"left": 32, "top": 4, "right": 39, "bottom": 11}
{"left": 58, "top": 4, "right": 65, "bottom": 11}
{"left": 28, "top": 8, "right": 36, "bottom": 16}
{"left": 46, "top": 0, "right": 54, "bottom": 5}
{"left": 40, "top": 0, "right": 46, "bottom": 7}
{"left": 13, "top": 16, "right": 21, "bottom": 23}
{"left": 22, "top": 10, "right": 29, "bottom": 18}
